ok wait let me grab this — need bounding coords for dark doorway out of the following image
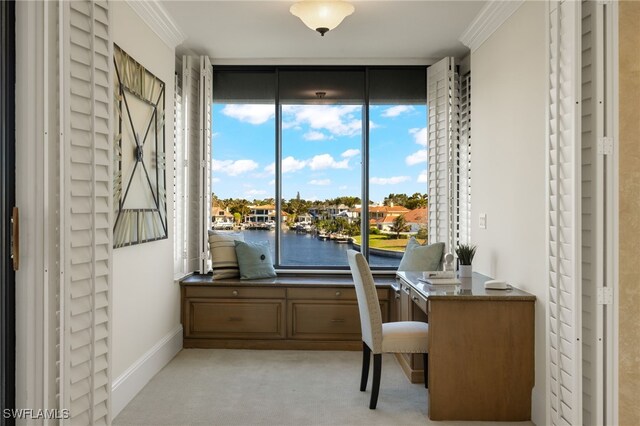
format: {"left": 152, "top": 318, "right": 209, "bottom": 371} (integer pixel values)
{"left": 0, "top": 0, "right": 16, "bottom": 424}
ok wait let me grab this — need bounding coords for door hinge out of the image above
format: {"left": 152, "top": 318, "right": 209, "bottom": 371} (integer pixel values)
{"left": 200, "top": 160, "right": 206, "bottom": 168}
{"left": 597, "top": 137, "right": 613, "bottom": 155}
{"left": 199, "top": 251, "right": 208, "bottom": 261}
{"left": 597, "top": 287, "right": 613, "bottom": 305}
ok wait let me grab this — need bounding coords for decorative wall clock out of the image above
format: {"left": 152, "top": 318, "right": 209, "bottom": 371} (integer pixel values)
{"left": 113, "top": 45, "right": 167, "bottom": 248}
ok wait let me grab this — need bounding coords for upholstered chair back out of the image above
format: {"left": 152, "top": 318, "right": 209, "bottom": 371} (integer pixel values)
{"left": 347, "top": 250, "right": 383, "bottom": 354}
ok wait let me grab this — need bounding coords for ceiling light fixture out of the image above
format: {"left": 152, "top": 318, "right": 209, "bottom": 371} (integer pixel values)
{"left": 290, "top": 0, "right": 355, "bottom": 37}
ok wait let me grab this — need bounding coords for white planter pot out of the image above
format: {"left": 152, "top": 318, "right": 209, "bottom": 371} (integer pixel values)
{"left": 459, "top": 264, "right": 473, "bottom": 278}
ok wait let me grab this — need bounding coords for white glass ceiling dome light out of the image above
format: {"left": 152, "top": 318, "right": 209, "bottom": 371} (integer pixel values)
{"left": 290, "top": 0, "right": 355, "bottom": 36}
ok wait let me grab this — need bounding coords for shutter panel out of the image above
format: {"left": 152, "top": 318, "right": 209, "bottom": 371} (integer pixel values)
{"left": 427, "top": 57, "right": 458, "bottom": 252}
{"left": 182, "top": 56, "right": 201, "bottom": 272}
{"left": 580, "top": 0, "right": 605, "bottom": 424}
{"left": 199, "top": 56, "right": 213, "bottom": 273}
{"left": 173, "top": 68, "right": 187, "bottom": 277}
{"left": 457, "top": 72, "right": 472, "bottom": 246}
{"left": 547, "top": 1, "right": 582, "bottom": 425}
{"left": 60, "top": 1, "right": 112, "bottom": 424}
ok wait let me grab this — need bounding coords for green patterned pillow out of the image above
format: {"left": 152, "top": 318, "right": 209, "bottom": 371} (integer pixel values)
{"left": 234, "top": 240, "right": 277, "bottom": 280}
{"left": 398, "top": 238, "right": 445, "bottom": 271}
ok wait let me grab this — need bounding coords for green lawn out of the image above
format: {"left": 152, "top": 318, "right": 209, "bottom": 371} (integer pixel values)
{"left": 352, "top": 234, "right": 427, "bottom": 252}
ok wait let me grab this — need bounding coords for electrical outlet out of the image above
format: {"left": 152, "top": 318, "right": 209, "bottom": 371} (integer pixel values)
{"left": 479, "top": 213, "right": 487, "bottom": 229}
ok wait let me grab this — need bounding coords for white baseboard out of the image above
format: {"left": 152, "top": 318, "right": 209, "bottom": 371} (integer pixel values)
{"left": 112, "top": 324, "right": 183, "bottom": 418}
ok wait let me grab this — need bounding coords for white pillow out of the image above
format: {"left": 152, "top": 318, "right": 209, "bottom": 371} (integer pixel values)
{"left": 209, "top": 231, "right": 244, "bottom": 279}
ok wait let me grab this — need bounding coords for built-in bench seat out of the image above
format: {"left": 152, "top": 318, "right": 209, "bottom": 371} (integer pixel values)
{"left": 180, "top": 274, "right": 396, "bottom": 351}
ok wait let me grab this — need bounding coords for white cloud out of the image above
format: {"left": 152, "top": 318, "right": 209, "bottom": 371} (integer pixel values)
{"left": 268, "top": 179, "right": 275, "bottom": 186}
{"left": 370, "top": 176, "right": 411, "bottom": 185}
{"left": 308, "top": 154, "right": 349, "bottom": 170}
{"left": 405, "top": 149, "right": 429, "bottom": 166}
{"left": 417, "top": 170, "right": 429, "bottom": 183}
{"left": 264, "top": 156, "right": 308, "bottom": 174}
{"left": 339, "top": 185, "right": 348, "bottom": 190}
{"left": 309, "top": 179, "right": 331, "bottom": 186}
{"left": 341, "top": 148, "right": 360, "bottom": 158}
{"left": 282, "top": 105, "right": 362, "bottom": 138}
{"left": 221, "top": 104, "right": 275, "bottom": 125}
{"left": 245, "top": 189, "right": 267, "bottom": 196}
{"left": 382, "top": 105, "right": 414, "bottom": 118}
{"left": 211, "top": 177, "right": 221, "bottom": 183}
{"left": 212, "top": 159, "right": 259, "bottom": 176}
{"left": 303, "top": 131, "right": 329, "bottom": 141}
{"left": 409, "top": 127, "right": 428, "bottom": 147}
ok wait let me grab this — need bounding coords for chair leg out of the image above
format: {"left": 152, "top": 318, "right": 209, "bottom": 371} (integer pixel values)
{"left": 360, "top": 342, "right": 371, "bottom": 391}
{"left": 423, "top": 353, "right": 429, "bottom": 389}
{"left": 369, "top": 354, "right": 382, "bottom": 409}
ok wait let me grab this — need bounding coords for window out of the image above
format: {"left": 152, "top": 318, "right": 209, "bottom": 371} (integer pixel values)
{"left": 212, "top": 67, "right": 427, "bottom": 270}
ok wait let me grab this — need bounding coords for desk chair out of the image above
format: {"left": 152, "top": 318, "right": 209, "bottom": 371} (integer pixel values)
{"left": 347, "top": 250, "right": 429, "bottom": 409}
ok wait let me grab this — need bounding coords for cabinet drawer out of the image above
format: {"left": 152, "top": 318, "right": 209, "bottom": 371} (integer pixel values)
{"left": 287, "top": 287, "right": 389, "bottom": 301}
{"left": 288, "top": 300, "right": 389, "bottom": 340}
{"left": 186, "top": 299, "right": 285, "bottom": 339}
{"left": 185, "top": 286, "right": 286, "bottom": 299}
{"left": 410, "top": 288, "right": 428, "bottom": 313}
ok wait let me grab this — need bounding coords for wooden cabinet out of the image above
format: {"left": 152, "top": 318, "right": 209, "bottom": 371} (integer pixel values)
{"left": 180, "top": 276, "right": 392, "bottom": 350}
{"left": 287, "top": 287, "right": 389, "bottom": 341}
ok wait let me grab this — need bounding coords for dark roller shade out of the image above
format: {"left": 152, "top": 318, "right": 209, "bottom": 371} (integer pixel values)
{"left": 213, "top": 70, "right": 276, "bottom": 103}
{"left": 279, "top": 69, "right": 365, "bottom": 104}
{"left": 368, "top": 68, "right": 427, "bottom": 105}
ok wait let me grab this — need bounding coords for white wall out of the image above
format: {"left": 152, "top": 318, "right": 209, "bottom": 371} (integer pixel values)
{"left": 111, "top": 0, "right": 180, "bottom": 405}
{"left": 470, "top": 1, "right": 547, "bottom": 423}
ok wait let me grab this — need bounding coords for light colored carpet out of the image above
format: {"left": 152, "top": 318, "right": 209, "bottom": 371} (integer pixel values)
{"left": 113, "top": 349, "right": 534, "bottom": 426}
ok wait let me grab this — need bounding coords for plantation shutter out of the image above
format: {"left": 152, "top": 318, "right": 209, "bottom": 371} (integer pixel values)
{"left": 427, "top": 57, "right": 458, "bottom": 252}
{"left": 173, "top": 68, "right": 188, "bottom": 277}
{"left": 182, "top": 56, "right": 201, "bottom": 272}
{"left": 547, "top": 1, "right": 582, "bottom": 425}
{"left": 457, "top": 71, "right": 471, "bottom": 246}
{"left": 199, "top": 56, "right": 213, "bottom": 273}
{"left": 59, "top": 0, "right": 113, "bottom": 424}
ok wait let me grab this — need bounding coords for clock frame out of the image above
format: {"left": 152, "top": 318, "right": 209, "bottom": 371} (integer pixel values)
{"left": 113, "top": 44, "right": 167, "bottom": 248}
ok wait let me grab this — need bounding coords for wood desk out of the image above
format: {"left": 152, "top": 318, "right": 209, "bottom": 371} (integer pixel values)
{"left": 396, "top": 271, "right": 536, "bottom": 422}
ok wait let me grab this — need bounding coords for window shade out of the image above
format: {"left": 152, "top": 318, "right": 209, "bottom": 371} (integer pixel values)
{"left": 278, "top": 69, "right": 365, "bottom": 104}
{"left": 368, "top": 68, "right": 426, "bottom": 105}
{"left": 213, "top": 70, "right": 276, "bottom": 103}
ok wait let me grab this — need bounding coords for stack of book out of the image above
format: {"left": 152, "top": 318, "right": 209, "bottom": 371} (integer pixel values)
{"left": 418, "top": 271, "right": 461, "bottom": 292}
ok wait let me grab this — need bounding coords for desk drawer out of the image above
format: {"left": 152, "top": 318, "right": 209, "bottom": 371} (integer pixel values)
{"left": 410, "top": 288, "right": 428, "bottom": 313}
{"left": 186, "top": 299, "right": 285, "bottom": 339}
{"left": 288, "top": 288, "right": 357, "bottom": 300}
{"left": 185, "top": 286, "right": 286, "bottom": 299}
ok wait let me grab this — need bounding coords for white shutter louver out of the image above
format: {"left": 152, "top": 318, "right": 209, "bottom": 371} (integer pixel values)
{"left": 457, "top": 72, "right": 472, "bottom": 246}
{"left": 173, "top": 69, "right": 188, "bottom": 277}
{"left": 547, "top": 1, "right": 582, "bottom": 425}
{"left": 199, "top": 56, "right": 213, "bottom": 273}
{"left": 60, "top": 0, "right": 112, "bottom": 424}
{"left": 427, "top": 57, "right": 459, "bottom": 252}
{"left": 182, "top": 56, "right": 201, "bottom": 272}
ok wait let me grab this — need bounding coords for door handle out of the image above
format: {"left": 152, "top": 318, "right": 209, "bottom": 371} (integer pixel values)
{"left": 11, "top": 207, "right": 19, "bottom": 271}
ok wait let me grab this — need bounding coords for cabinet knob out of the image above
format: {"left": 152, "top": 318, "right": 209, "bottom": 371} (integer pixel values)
{"left": 232, "top": 290, "right": 239, "bottom": 296}
{"left": 335, "top": 291, "right": 341, "bottom": 297}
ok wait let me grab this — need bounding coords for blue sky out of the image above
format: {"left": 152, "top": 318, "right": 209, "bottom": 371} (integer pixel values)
{"left": 211, "top": 103, "right": 428, "bottom": 204}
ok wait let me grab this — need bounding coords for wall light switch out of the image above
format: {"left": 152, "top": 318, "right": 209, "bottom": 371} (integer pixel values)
{"left": 479, "top": 213, "right": 487, "bottom": 229}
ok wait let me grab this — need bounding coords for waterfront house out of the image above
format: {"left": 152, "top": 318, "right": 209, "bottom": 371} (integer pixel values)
{"left": 404, "top": 207, "right": 428, "bottom": 233}
{"left": 211, "top": 204, "right": 234, "bottom": 228}
{"left": 244, "top": 204, "right": 288, "bottom": 224}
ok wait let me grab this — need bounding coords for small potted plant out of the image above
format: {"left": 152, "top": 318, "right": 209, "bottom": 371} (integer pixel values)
{"left": 455, "top": 244, "right": 477, "bottom": 278}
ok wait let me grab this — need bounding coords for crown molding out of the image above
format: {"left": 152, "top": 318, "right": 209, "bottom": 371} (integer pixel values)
{"left": 459, "top": 0, "right": 525, "bottom": 53}
{"left": 126, "top": 0, "right": 187, "bottom": 49}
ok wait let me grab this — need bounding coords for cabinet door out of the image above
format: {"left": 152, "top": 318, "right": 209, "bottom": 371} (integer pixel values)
{"left": 185, "top": 298, "right": 286, "bottom": 339}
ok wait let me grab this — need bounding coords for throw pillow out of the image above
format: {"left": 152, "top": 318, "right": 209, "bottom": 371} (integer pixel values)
{"left": 234, "top": 240, "right": 277, "bottom": 280}
{"left": 397, "top": 238, "right": 445, "bottom": 271}
{"left": 209, "top": 231, "right": 244, "bottom": 279}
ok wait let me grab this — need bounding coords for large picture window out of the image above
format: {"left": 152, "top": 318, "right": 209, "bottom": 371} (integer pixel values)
{"left": 212, "top": 67, "right": 427, "bottom": 270}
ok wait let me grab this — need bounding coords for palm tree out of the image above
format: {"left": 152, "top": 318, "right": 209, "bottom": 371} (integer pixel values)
{"left": 389, "top": 214, "right": 410, "bottom": 239}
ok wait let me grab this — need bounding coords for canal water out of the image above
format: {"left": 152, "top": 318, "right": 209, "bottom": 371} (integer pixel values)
{"left": 242, "top": 229, "right": 401, "bottom": 268}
